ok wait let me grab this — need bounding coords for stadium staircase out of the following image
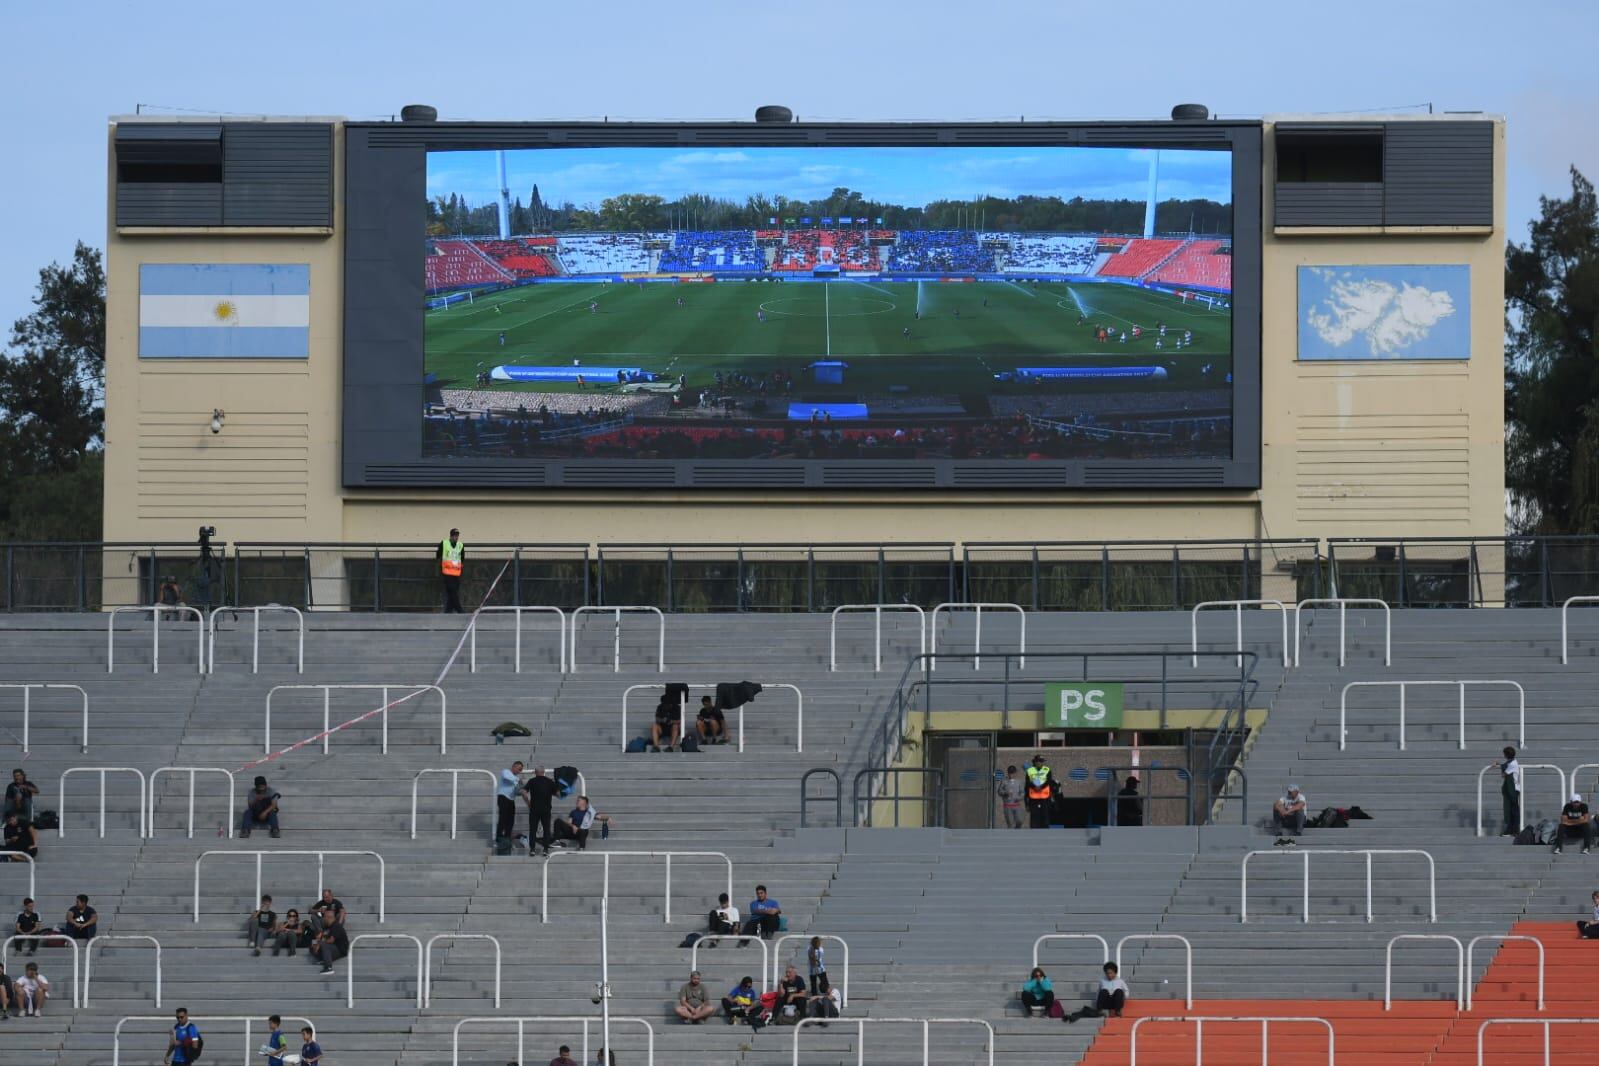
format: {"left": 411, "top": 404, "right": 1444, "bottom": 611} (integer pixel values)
{"left": 3, "top": 608, "right": 1599, "bottom": 1064}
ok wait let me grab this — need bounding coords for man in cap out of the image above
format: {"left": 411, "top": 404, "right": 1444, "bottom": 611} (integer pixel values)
{"left": 1554, "top": 792, "right": 1595, "bottom": 854}
{"left": 1024, "top": 754, "right": 1056, "bottom": 829}
{"left": 1272, "top": 784, "right": 1308, "bottom": 844}
{"left": 436, "top": 528, "right": 465, "bottom": 613}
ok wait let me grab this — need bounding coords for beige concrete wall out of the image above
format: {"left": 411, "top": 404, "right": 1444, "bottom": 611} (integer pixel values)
{"left": 101, "top": 117, "right": 1507, "bottom": 548}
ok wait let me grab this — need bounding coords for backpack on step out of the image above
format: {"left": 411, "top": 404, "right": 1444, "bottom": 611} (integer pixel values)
{"left": 31, "top": 810, "right": 59, "bottom": 831}
{"left": 680, "top": 734, "right": 700, "bottom": 753}
{"left": 1513, "top": 825, "right": 1538, "bottom": 845}
{"left": 625, "top": 737, "right": 648, "bottom": 754}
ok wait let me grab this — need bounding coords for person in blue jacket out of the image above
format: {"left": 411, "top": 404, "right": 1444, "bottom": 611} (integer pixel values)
{"left": 1021, "top": 967, "right": 1054, "bottom": 1015}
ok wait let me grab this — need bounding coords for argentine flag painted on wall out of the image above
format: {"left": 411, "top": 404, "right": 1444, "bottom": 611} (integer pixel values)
{"left": 139, "top": 263, "right": 310, "bottom": 358}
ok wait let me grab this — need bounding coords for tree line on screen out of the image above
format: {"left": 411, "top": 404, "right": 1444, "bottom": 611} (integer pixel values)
{"left": 425, "top": 184, "right": 1233, "bottom": 236}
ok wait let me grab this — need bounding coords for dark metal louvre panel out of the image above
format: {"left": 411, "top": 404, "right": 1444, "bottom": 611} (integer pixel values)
{"left": 363, "top": 464, "right": 549, "bottom": 486}
{"left": 689, "top": 465, "right": 806, "bottom": 487}
{"left": 1082, "top": 466, "right": 1226, "bottom": 487}
{"left": 821, "top": 465, "right": 937, "bottom": 487}
{"left": 1275, "top": 183, "right": 1383, "bottom": 226}
{"left": 116, "top": 123, "right": 222, "bottom": 164}
{"left": 561, "top": 463, "right": 675, "bottom": 486}
{"left": 115, "top": 183, "right": 222, "bottom": 227}
{"left": 223, "top": 124, "right": 333, "bottom": 226}
{"left": 1383, "top": 122, "right": 1493, "bottom": 226}
{"left": 950, "top": 466, "right": 1074, "bottom": 488}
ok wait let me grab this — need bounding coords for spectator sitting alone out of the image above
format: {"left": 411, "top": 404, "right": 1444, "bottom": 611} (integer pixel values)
{"left": 1066, "top": 961, "right": 1129, "bottom": 1022}
{"left": 60, "top": 894, "right": 97, "bottom": 940}
{"left": 240, "top": 777, "right": 281, "bottom": 839}
{"left": 551, "top": 797, "right": 611, "bottom": 850}
{"left": 1021, "top": 966, "right": 1054, "bottom": 1016}
{"left": 1578, "top": 890, "right": 1599, "bottom": 939}
{"left": 742, "top": 885, "right": 782, "bottom": 941}
{"left": 675, "top": 969, "right": 717, "bottom": 1023}
{"left": 4, "top": 770, "right": 39, "bottom": 821}
{"left": 1272, "top": 784, "right": 1307, "bottom": 844}
{"left": 1555, "top": 793, "right": 1596, "bottom": 855}
{"left": 2, "top": 813, "right": 38, "bottom": 861}
{"left": 309, "top": 917, "right": 349, "bottom": 975}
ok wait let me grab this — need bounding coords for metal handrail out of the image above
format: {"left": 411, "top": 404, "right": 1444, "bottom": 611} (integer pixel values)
{"left": 0, "top": 853, "right": 34, "bottom": 899}
{"left": 540, "top": 849, "right": 733, "bottom": 925}
{"left": 113, "top": 1015, "right": 314, "bottom": 1066}
{"left": 3, "top": 933, "right": 77, "bottom": 1007}
{"left": 1561, "top": 596, "right": 1599, "bottom": 664}
{"left": 1130, "top": 1016, "right": 1334, "bottom": 1066}
{"left": 690, "top": 935, "right": 770, "bottom": 993}
{"left": 452, "top": 1016, "right": 656, "bottom": 1066}
{"left": 1475, "top": 1018, "right": 1599, "bottom": 1065}
{"left": 620, "top": 682, "right": 804, "bottom": 753}
{"left": 800, "top": 769, "right": 842, "bottom": 828}
{"left": 424, "top": 933, "right": 502, "bottom": 1008}
{"left": 148, "top": 767, "right": 236, "bottom": 839}
{"left": 0, "top": 682, "right": 89, "bottom": 754}
{"left": 930, "top": 602, "right": 1024, "bottom": 670}
{"left": 411, "top": 768, "right": 498, "bottom": 840}
{"left": 470, "top": 605, "right": 567, "bottom": 673}
{"left": 791, "top": 1017, "right": 995, "bottom": 1066}
{"left": 108, "top": 604, "right": 205, "bottom": 674}
{"left": 830, "top": 603, "right": 926, "bottom": 671}
{"left": 207, "top": 604, "right": 304, "bottom": 674}
{"left": 1116, "top": 933, "right": 1194, "bottom": 1009}
{"left": 770, "top": 934, "right": 849, "bottom": 1008}
{"left": 347, "top": 932, "right": 423, "bottom": 1008}
{"left": 193, "top": 849, "right": 385, "bottom": 922}
{"left": 570, "top": 605, "right": 665, "bottom": 673}
{"left": 1572, "top": 763, "right": 1599, "bottom": 796}
{"left": 1294, "top": 597, "right": 1391, "bottom": 667}
{"left": 1241, "top": 848, "right": 1436, "bottom": 924}
{"left": 59, "top": 767, "right": 146, "bottom": 839}
{"left": 852, "top": 767, "right": 945, "bottom": 828}
{"left": 84, "top": 934, "right": 162, "bottom": 1007}
{"left": 1191, "top": 599, "right": 1290, "bottom": 668}
{"left": 265, "top": 683, "right": 449, "bottom": 755}
{"left": 1384, "top": 933, "right": 1464, "bottom": 1009}
{"left": 1476, "top": 763, "right": 1566, "bottom": 836}
{"left": 1466, "top": 935, "right": 1544, "bottom": 1010}
{"left": 1340, "top": 680, "right": 1525, "bottom": 751}
{"left": 1032, "top": 933, "right": 1110, "bottom": 971}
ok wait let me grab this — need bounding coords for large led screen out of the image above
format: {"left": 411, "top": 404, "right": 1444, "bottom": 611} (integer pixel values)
{"left": 420, "top": 144, "right": 1233, "bottom": 463}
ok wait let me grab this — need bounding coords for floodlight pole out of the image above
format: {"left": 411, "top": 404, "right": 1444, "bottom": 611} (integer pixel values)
{"left": 601, "top": 897, "right": 612, "bottom": 1057}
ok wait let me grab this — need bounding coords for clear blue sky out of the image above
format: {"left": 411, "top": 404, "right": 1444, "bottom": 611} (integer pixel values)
{"left": 0, "top": 0, "right": 1594, "bottom": 332}
{"left": 429, "top": 145, "right": 1233, "bottom": 212}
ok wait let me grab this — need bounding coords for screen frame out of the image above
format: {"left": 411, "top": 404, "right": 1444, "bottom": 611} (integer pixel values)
{"left": 343, "top": 119, "right": 1261, "bottom": 490}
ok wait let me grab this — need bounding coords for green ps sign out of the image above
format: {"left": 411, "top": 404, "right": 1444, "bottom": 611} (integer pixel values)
{"left": 1044, "top": 682, "right": 1125, "bottom": 728}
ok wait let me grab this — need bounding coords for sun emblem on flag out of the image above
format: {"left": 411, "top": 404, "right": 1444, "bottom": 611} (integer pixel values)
{"left": 213, "top": 299, "right": 239, "bottom": 323}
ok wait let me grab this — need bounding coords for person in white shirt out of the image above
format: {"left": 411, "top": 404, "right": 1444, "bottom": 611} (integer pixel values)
{"left": 15, "top": 962, "right": 47, "bottom": 1017}
{"left": 707, "top": 893, "right": 740, "bottom": 935}
{"left": 1066, "top": 961, "right": 1129, "bottom": 1022}
{"left": 1273, "top": 784, "right": 1308, "bottom": 844}
{"left": 1500, "top": 747, "right": 1523, "bottom": 836}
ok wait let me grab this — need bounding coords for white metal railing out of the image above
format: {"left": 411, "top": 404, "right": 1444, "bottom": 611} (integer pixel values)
{"left": 1031, "top": 933, "right": 1110, "bottom": 971}
{"left": 1241, "top": 848, "right": 1436, "bottom": 924}
{"left": 59, "top": 766, "right": 147, "bottom": 839}
{"left": 1, "top": 853, "right": 35, "bottom": 899}
{"left": 1476, "top": 763, "right": 1566, "bottom": 837}
{"left": 148, "top": 767, "right": 236, "bottom": 840}
{"left": 84, "top": 934, "right": 162, "bottom": 1007}
{"left": 452, "top": 1016, "right": 656, "bottom": 1066}
{"left": 691, "top": 935, "right": 770, "bottom": 993}
{"left": 1561, "top": 596, "right": 1599, "bottom": 665}
{"left": 3, "top": 933, "right": 78, "bottom": 1007}
{"left": 108, "top": 604, "right": 205, "bottom": 674}
{"left": 830, "top": 603, "right": 926, "bottom": 672}
{"left": 208, "top": 605, "right": 304, "bottom": 674}
{"left": 1466, "top": 935, "right": 1545, "bottom": 1010}
{"left": 425, "top": 933, "right": 502, "bottom": 1008}
{"left": 1476, "top": 1018, "right": 1599, "bottom": 1065}
{"left": 411, "top": 768, "right": 498, "bottom": 840}
{"left": 265, "top": 683, "right": 448, "bottom": 754}
{"left": 541, "top": 849, "right": 732, "bottom": 925}
{"left": 620, "top": 682, "right": 805, "bottom": 753}
{"left": 0, "top": 682, "right": 89, "bottom": 753}
{"left": 1340, "top": 679, "right": 1525, "bottom": 751}
{"left": 347, "top": 932, "right": 423, "bottom": 1008}
{"left": 1116, "top": 934, "right": 1193, "bottom": 1009}
{"left": 1130, "top": 1016, "right": 1335, "bottom": 1066}
{"left": 470, "top": 605, "right": 568, "bottom": 673}
{"left": 1572, "top": 763, "right": 1599, "bottom": 798}
{"left": 791, "top": 1017, "right": 995, "bottom": 1066}
{"left": 1384, "top": 933, "right": 1463, "bottom": 1009}
{"left": 194, "top": 849, "right": 385, "bottom": 922}
{"left": 570, "top": 605, "right": 665, "bottom": 673}
{"left": 1192, "top": 600, "right": 1290, "bottom": 668}
{"left": 771, "top": 934, "right": 850, "bottom": 1008}
{"left": 930, "top": 602, "right": 1025, "bottom": 670}
{"left": 113, "top": 1015, "right": 314, "bottom": 1066}
{"left": 1294, "top": 597, "right": 1391, "bottom": 667}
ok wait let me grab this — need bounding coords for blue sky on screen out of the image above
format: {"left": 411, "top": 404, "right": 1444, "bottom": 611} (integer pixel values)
{"left": 427, "top": 145, "right": 1233, "bottom": 211}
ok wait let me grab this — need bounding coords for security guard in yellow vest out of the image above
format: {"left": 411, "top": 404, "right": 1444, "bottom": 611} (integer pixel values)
{"left": 1024, "top": 754, "right": 1056, "bottom": 829}
{"left": 436, "top": 528, "right": 465, "bottom": 613}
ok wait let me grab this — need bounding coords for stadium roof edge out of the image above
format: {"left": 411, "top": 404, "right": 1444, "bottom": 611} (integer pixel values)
{"left": 109, "top": 114, "right": 347, "bottom": 124}
{"left": 1264, "top": 111, "right": 1503, "bottom": 123}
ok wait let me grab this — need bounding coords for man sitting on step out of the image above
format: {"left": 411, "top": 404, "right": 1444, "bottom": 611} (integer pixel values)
{"left": 1272, "top": 784, "right": 1308, "bottom": 844}
{"left": 1554, "top": 792, "right": 1596, "bottom": 855}
{"left": 1577, "top": 891, "right": 1599, "bottom": 939}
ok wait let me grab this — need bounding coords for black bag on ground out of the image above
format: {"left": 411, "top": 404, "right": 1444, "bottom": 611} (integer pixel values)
{"left": 31, "top": 810, "right": 59, "bottom": 831}
{"left": 1513, "top": 825, "right": 1538, "bottom": 845}
{"left": 680, "top": 734, "right": 700, "bottom": 753}
{"left": 1536, "top": 819, "right": 1559, "bottom": 845}
{"left": 490, "top": 721, "right": 532, "bottom": 738}
{"left": 679, "top": 932, "right": 702, "bottom": 948}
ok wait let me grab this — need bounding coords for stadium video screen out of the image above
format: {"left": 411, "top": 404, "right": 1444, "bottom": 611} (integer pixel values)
{"left": 421, "top": 144, "right": 1234, "bottom": 463}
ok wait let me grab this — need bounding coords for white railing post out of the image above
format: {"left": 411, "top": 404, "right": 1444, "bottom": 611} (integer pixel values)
{"left": 113, "top": 1015, "right": 314, "bottom": 1066}
{"left": 84, "top": 934, "right": 162, "bottom": 1007}
{"left": 791, "top": 1017, "right": 994, "bottom": 1066}
{"left": 1, "top": 682, "right": 89, "bottom": 754}
{"left": 771, "top": 933, "right": 850, "bottom": 1008}
{"left": 148, "top": 767, "right": 235, "bottom": 839}
{"left": 472, "top": 606, "right": 567, "bottom": 673}
{"left": 266, "top": 683, "right": 448, "bottom": 756}
{"left": 0, "top": 854, "right": 36, "bottom": 902}
{"left": 195, "top": 849, "right": 385, "bottom": 923}
{"left": 424, "top": 933, "right": 502, "bottom": 1008}
{"left": 1342, "top": 680, "right": 1526, "bottom": 751}
{"left": 1131, "top": 1016, "right": 1334, "bottom": 1066}
{"left": 1031, "top": 933, "right": 1110, "bottom": 972}
{"left": 59, "top": 767, "right": 147, "bottom": 839}
{"left": 931, "top": 602, "right": 1025, "bottom": 671}
{"left": 347, "top": 933, "right": 423, "bottom": 1008}
{"left": 209, "top": 605, "right": 305, "bottom": 674}
{"left": 830, "top": 604, "right": 926, "bottom": 671}
{"left": 453, "top": 1017, "right": 655, "bottom": 1066}
{"left": 411, "top": 768, "right": 497, "bottom": 840}
{"left": 108, "top": 605, "right": 205, "bottom": 675}
{"left": 622, "top": 682, "right": 803, "bottom": 753}
{"left": 570, "top": 605, "right": 664, "bottom": 673}
{"left": 1466, "top": 935, "right": 1544, "bottom": 1011}
{"left": 1476, "top": 763, "right": 1565, "bottom": 836}
{"left": 1384, "top": 934, "right": 1464, "bottom": 1010}
{"left": 1476, "top": 1018, "right": 1599, "bottom": 1065}
{"left": 1242, "top": 849, "right": 1435, "bottom": 925}
{"left": 1562, "top": 596, "right": 1599, "bottom": 665}
{"left": 1294, "top": 598, "right": 1391, "bottom": 668}
{"left": 1115, "top": 934, "right": 1194, "bottom": 1009}
{"left": 541, "top": 850, "right": 732, "bottom": 925}
{"left": 1191, "top": 600, "right": 1290, "bottom": 668}
{"left": 4, "top": 933, "right": 78, "bottom": 1007}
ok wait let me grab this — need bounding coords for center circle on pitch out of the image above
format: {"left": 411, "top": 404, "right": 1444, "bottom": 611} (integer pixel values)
{"left": 758, "top": 295, "right": 895, "bottom": 318}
